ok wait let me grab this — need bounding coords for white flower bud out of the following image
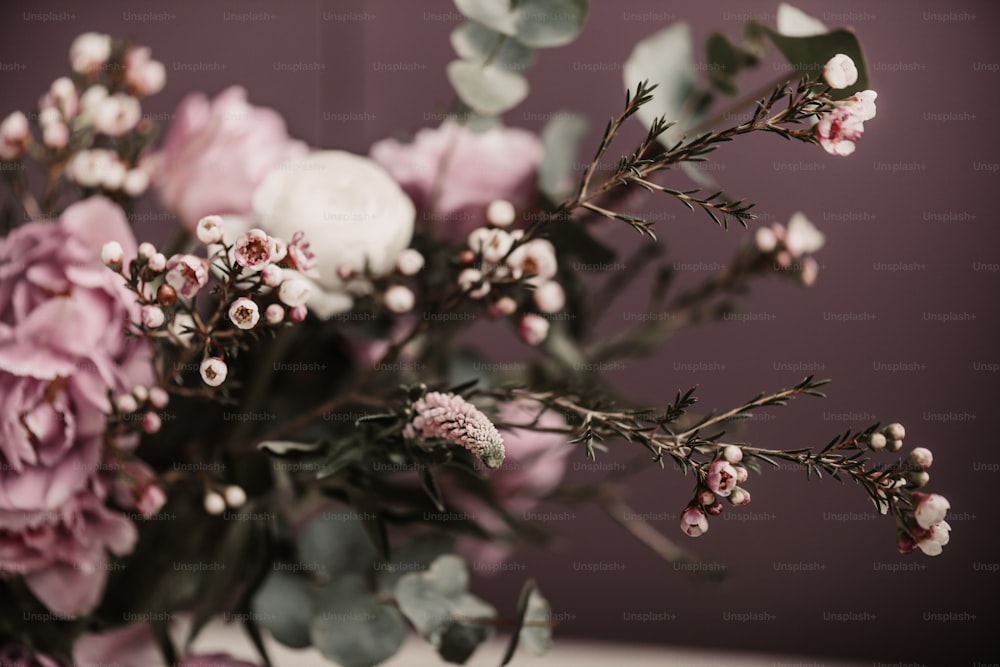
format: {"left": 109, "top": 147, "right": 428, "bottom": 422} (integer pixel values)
{"left": 533, "top": 281, "right": 565, "bottom": 313}
{"left": 384, "top": 285, "right": 416, "bottom": 313}
{"left": 468, "top": 227, "right": 514, "bottom": 264}
{"left": 278, "top": 278, "right": 311, "bottom": 307}
{"left": 883, "top": 423, "right": 906, "bottom": 441}
{"left": 101, "top": 241, "right": 124, "bottom": 270}
{"left": 141, "top": 412, "right": 162, "bottom": 434}
{"left": 486, "top": 199, "right": 517, "bottom": 227}
{"left": 228, "top": 297, "right": 260, "bottom": 330}
{"left": 395, "top": 248, "right": 425, "bottom": 276}
{"left": 115, "top": 394, "right": 138, "bottom": 414}
{"left": 99, "top": 160, "right": 127, "bottom": 191}
{"left": 148, "top": 253, "right": 167, "bottom": 273}
{"left": 0, "top": 111, "right": 29, "bottom": 161}
{"left": 203, "top": 491, "right": 226, "bottom": 515}
{"left": 867, "top": 432, "right": 887, "bottom": 451}
{"left": 70, "top": 32, "right": 112, "bottom": 74}
{"left": 132, "top": 385, "right": 149, "bottom": 402}
{"left": 224, "top": 485, "right": 247, "bottom": 508}
{"left": 149, "top": 386, "right": 170, "bottom": 409}
{"left": 141, "top": 305, "right": 166, "bottom": 329}
{"left": 458, "top": 268, "right": 490, "bottom": 299}
{"left": 196, "top": 215, "right": 225, "bottom": 245}
{"left": 914, "top": 493, "right": 950, "bottom": 530}
{"left": 200, "top": 357, "right": 228, "bottom": 387}
{"left": 123, "top": 169, "right": 149, "bottom": 197}
{"left": 754, "top": 226, "right": 778, "bottom": 253}
{"left": 491, "top": 296, "right": 518, "bottom": 317}
{"left": 260, "top": 265, "right": 283, "bottom": 287}
{"left": 723, "top": 445, "right": 743, "bottom": 463}
{"left": 42, "top": 123, "right": 69, "bottom": 149}
{"left": 823, "top": 54, "right": 859, "bottom": 90}
{"left": 95, "top": 94, "right": 141, "bottom": 136}
{"left": 138, "top": 242, "right": 156, "bottom": 259}
{"left": 909, "top": 447, "right": 933, "bottom": 470}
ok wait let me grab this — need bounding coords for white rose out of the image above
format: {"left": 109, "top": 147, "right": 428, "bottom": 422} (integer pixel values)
{"left": 249, "top": 151, "right": 415, "bottom": 318}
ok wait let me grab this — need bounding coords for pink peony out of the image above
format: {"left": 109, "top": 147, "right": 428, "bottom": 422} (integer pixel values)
{"left": 151, "top": 86, "right": 306, "bottom": 232}
{"left": 370, "top": 120, "right": 542, "bottom": 240}
{"left": 0, "top": 197, "right": 152, "bottom": 616}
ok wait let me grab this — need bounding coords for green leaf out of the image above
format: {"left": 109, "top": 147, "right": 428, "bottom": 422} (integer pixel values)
{"left": 759, "top": 25, "right": 870, "bottom": 98}
{"left": 298, "top": 509, "right": 377, "bottom": 582}
{"left": 258, "top": 440, "right": 323, "bottom": 455}
{"left": 537, "top": 112, "right": 589, "bottom": 201}
{"left": 394, "top": 555, "right": 495, "bottom": 646}
{"left": 499, "top": 580, "right": 536, "bottom": 666}
{"left": 705, "top": 32, "right": 757, "bottom": 95}
{"left": 439, "top": 621, "right": 491, "bottom": 664}
{"left": 509, "top": 0, "right": 588, "bottom": 48}
{"left": 311, "top": 575, "right": 407, "bottom": 667}
{"left": 453, "top": 0, "right": 589, "bottom": 48}
{"left": 623, "top": 22, "right": 697, "bottom": 143}
{"left": 451, "top": 21, "right": 534, "bottom": 71}
{"left": 251, "top": 571, "right": 314, "bottom": 649}
{"left": 376, "top": 534, "right": 456, "bottom": 594}
{"left": 519, "top": 588, "right": 553, "bottom": 656}
{"left": 447, "top": 60, "right": 530, "bottom": 116}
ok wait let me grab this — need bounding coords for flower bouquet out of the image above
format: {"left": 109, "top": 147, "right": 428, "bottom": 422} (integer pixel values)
{"left": 0, "top": 3, "right": 954, "bottom": 666}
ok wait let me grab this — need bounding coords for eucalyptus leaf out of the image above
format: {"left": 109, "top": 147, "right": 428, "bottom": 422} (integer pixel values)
{"left": 310, "top": 575, "right": 407, "bottom": 667}
{"left": 251, "top": 571, "right": 313, "bottom": 649}
{"left": 438, "top": 621, "right": 491, "bottom": 664}
{"left": 453, "top": 0, "right": 589, "bottom": 48}
{"left": 623, "top": 22, "right": 697, "bottom": 143}
{"left": 394, "top": 555, "right": 474, "bottom": 643}
{"left": 451, "top": 21, "right": 534, "bottom": 71}
{"left": 537, "top": 112, "right": 588, "bottom": 201}
{"left": 447, "top": 60, "right": 529, "bottom": 116}
{"left": 376, "top": 534, "right": 456, "bottom": 594}
{"left": 298, "top": 509, "right": 377, "bottom": 582}
{"left": 519, "top": 588, "right": 553, "bottom": 656}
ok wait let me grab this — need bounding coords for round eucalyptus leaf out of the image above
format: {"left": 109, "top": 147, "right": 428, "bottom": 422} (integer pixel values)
{"left": 510, "top": 0, "right": 588, "bottom": 48}
{"left": 520, "top": 589, "right": 553, "bottom": 656}
{"left": 251, "top": 571, "right": 313, "bottom": 649}
{"left": 310, "top": 574, "right": 407, "bottom": 667}
{"left": 447, "top": 60, "right": 529, "bottom": 116}
{"left": 298, "top": 509, "right": 377, "bottom": 582}
{"left": 394, "top": 555, "right": 473, "bottom": 642}
{"left": 451, "top": 21, "right": 534, "bottom": 71}
{"left": 454, "top": 0, "right": 517, "bottom": 35}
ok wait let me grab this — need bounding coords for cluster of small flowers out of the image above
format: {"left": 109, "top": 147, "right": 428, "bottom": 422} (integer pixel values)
{"left": 751, "top": 212, "right": 825, "bottom": 286}
{"left": 860, "top": 423, "right": 951, "bottom": 557}
{"left": 111, "top": 383, "right": 170, "bottom": 437}
{"left": 377, "top": 247, "right": 425, "bottom": 314}
{"left": 816, "top": 54, "right": 877, "bottom": 157}
{"left": 403, "top": 391, "right": 506, "bottom": 469}
{"left": 102, "top": 216, "right": 317, "bottom": 387}
{"left": 680, "top": 445, "right": 750, "bottom": 537}
{"left": 457, "top": 199, "right": 565, "bottom": 346}
{"left": 0, "top": 33, "right": 164, "bottom": 199}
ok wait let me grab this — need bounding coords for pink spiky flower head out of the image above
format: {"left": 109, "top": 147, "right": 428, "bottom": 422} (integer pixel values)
{"left": 403, "top": 391, "right": 506, "bottom": 469}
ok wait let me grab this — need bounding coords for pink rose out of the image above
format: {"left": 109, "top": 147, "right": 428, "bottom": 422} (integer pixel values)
{"left": 454, "top": 400, "right": 573, "bottom": 567}
{"left": 370, "top": 120, "right": 543, "bottom": 240}
{"left": 0, "top": 197, "right": 151, "bottom": 616}
{"left": 151, "top": 86, "right": 306, "bottom": 232}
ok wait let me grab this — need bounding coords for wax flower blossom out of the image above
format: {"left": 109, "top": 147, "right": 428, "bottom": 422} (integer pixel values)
{"left": 815, "top": 85, "right": 878, "bottom": 157}
{"left": 403, "top": 391, "right": 506, "bottom": 469}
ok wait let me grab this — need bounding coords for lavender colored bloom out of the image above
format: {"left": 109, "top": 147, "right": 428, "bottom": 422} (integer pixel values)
{"left": 404, "top": 391, "right": 505, "bottom": 469}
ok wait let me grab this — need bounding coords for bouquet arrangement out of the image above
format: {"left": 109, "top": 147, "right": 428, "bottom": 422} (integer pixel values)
{"left": 0, "top": 3, "right": 953, "bottom": 666}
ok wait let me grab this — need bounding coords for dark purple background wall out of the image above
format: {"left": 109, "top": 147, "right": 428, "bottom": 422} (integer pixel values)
{"left": 2, "top": 1, "right": 998, "bottom": 664}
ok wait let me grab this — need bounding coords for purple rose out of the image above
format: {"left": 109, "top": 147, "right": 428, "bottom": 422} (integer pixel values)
{"left": 150, "top": 86, "right": 307, "bottom": 232}
{"left": 0, "top": 197, "right": 151, "bottom": 617}
{"left": 370, "top": 120, "right": 542, "bottom": 240}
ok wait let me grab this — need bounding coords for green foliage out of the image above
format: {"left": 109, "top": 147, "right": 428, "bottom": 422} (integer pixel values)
{"left": 537, "top": 112, "right": 589, "bottom": 201}
{"left": 759, "top": 26, "right": 870, "bottom": 98}
{"left": 310, "top": 575, "right": 407, "bottom": 667}
{"left": 622, "top": 23, "right": 697, "bottom": 143}
{"left": 446, "top": 61, "right": 530, "bottom": 116}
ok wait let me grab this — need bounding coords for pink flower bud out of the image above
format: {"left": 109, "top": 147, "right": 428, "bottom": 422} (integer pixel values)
{"left": 141, "top": 411, "right": 162, "bottom": 434}
{"left": 196, "top": 215, "right": 225, "bottom": 244}
{"left": 95, "top": 94, "right": 141, "bottom": 136}
{"left": 70, "top": 32, "right": 112, "bottom": 74}
{"left": 137, "top": 485, "right": 167, "bottom": 518}
{"left": 200, "top": 357, "right": 228, "bottom": 387}
{"left": 489, "top": 296, "right": 518, "bottom": 317}
{"left": 680, "top": 506, "right": 709, "bottom": 537}
{"left": 288, "top": 305, "right": 307, "bottom": 322}
{"left": 0, "top": 111, "right": 30, "bottom": 161}
{"left": 42, "top": 122, "right": 69, "bottom": 149}
{"left": 166, "top": 254, "right": 208, "bottom": 299}
{"left": 265, "top": 303, "right": 285, "bottom": 324}
{"left": 234, "top": 228, "right": 273, "bottom": 271}
{"left": 518, "top": 313, "right": 549, "bottom": 346}
{"left": 909, "top": 447, "right": 933, "bottom": 470}
{"left": 336, "top": 263, "right": 353, "bottom": 280}
{"left": 533, "top": 281, "right": 566, "bottom": 313}
{"left": 148, "top": 252, "right": 167, "bottom": 273}
{"left": 123, "top": 169, "right": 150, "bottom": 197}
{"left": 395, "top": 248, "right": 425, "bottom": 276}
{"left": 228, "top": 297, "right": 260, "bottom": 330}
{"left": 734, "top": 466, "right": 749, "bottom": 484}
{"left": 384, "top": 285, "right": 416, "bottom": 313}
{"left": 823, "top": 54, "right": 859, "bottom": 90}
{"left": 101, "top": 241, "right": 124, "bottom": 270}
{"left": 707, "top": 459, "right": 738, "bottom": 497}
{"left": 705, "top": 502, "right": 724, "bottom": 516}
{"left": 754, "top": 226, "right": 778, "bottom": 253}
{"left": 141, "top": 304, "right": 165, "bottom": 329}
{"left": 149, "top": 386, "right": 169, "bottom": 409}
{"left": 696, "top": 490, "right": 716, "bottom": 506}
{"left": 138, "top": 242, "right": 156, "bottom": 259}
